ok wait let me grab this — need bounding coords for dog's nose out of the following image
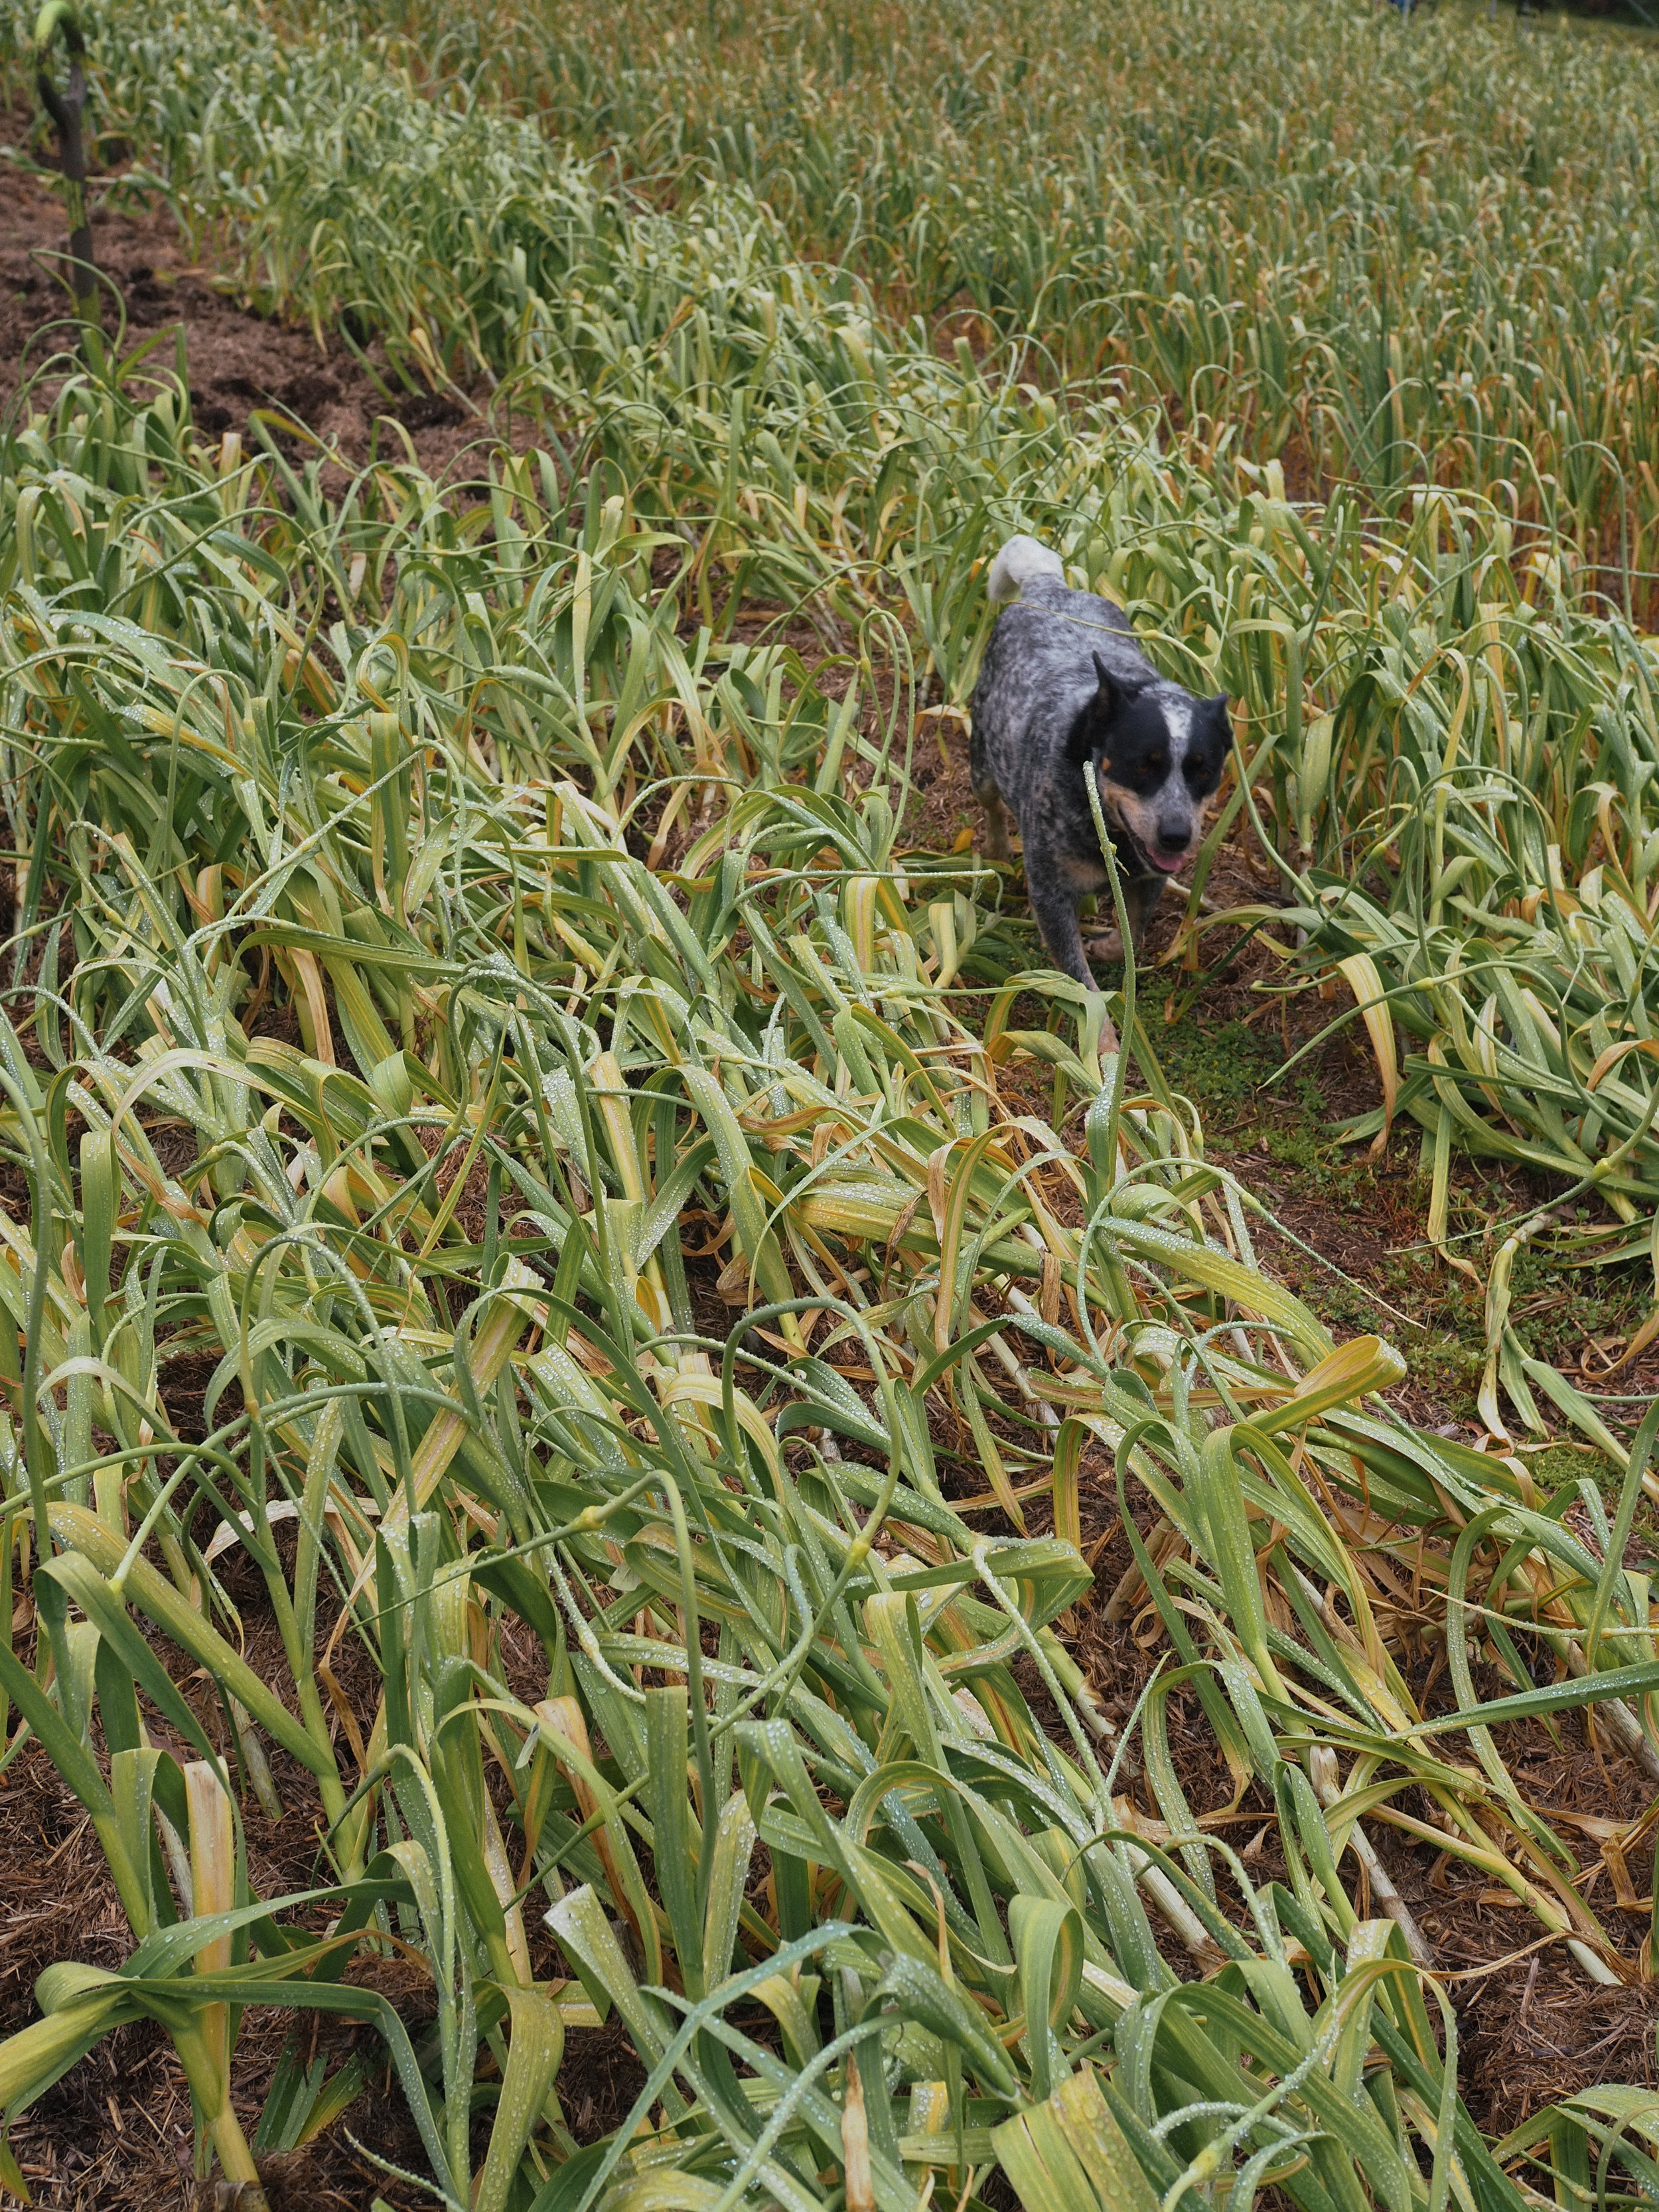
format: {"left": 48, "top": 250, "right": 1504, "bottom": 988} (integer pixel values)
{"left": 1156, "top": 823, "right": 1189, "bottom": 853}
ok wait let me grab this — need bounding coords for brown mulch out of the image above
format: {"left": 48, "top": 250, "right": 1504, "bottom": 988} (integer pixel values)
{"left": 0, "top": 1749, "right": 435, "bottom": 2212}
{"left": 0, "top": 1520, "right": 445, "bottom": 2210}
{"left": 1063, "top": 1482, "right": 1659, "bottom": 2133}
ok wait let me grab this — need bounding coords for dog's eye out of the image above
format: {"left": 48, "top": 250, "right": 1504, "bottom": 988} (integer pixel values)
{"left": 1184, "top": 755, "right": 1217, "bottom": 791}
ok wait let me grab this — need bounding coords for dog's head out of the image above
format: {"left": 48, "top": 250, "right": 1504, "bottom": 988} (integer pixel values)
{"left": 1067, "top": 653, "right": 1230, "bottom": 875}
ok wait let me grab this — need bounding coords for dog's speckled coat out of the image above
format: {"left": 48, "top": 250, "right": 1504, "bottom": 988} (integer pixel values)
{"left": 970, "top": 536, "right": 1228, "bottom": 986}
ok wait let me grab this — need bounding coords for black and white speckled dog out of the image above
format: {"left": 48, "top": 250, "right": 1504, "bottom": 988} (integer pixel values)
{"left": 970, "top": 534, "right": 1230, "bottom": 988}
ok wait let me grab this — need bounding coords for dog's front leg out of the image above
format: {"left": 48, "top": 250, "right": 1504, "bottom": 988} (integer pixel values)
{"left": 1088, "top": 875, "right": 1167, "bottom": 964}
{"left": 1123, "top": 873, "right": 1166, "bottom": 948}
{"left": 1025, "top": 856, "right": 1096, "bottom": 988}
{"left": 970, "top": 721, "right": 1011, "bottom": 863}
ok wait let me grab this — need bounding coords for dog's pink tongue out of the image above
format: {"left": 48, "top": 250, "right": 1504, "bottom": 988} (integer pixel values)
{"left": 1151, "top": 852, "right": 1187, "bottom": 874}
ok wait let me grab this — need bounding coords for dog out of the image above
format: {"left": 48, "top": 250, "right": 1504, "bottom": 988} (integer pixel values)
{"left": 969, "top": 535, "right": 1230, "bottom": 988}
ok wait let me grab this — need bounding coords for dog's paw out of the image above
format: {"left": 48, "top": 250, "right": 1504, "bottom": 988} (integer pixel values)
{"left": 1082, "top": 928, "right": 1125, "bottom": 965}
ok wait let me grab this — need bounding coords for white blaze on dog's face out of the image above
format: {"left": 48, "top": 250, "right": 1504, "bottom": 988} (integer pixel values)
{"left": 1079, "top": 657, "right": 1230, "bottom": 873}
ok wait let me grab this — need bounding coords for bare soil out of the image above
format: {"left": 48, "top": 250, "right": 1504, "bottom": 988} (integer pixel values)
{"left": 2, "top": 127, "right": 497, "bottom": 478}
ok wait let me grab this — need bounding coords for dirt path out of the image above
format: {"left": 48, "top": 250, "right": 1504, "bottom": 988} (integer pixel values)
{"left": 3, "top": 127, "right": 487, "bottom": 475}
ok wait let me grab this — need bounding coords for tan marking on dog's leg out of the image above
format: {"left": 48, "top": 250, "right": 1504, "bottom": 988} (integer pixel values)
{"left": 982, "top": 790, "right": 1011, "bottom": 863}
{"left": 1082, "top": 926, "right": 1125, "bottom": 965}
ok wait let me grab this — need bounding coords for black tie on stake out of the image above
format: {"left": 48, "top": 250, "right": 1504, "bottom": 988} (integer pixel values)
{"left": 35, "top": 0, "right": 101, "bottom": 336}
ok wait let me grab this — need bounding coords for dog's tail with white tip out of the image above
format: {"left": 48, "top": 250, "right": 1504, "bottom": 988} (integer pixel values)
{"left": 985, "top": 533, "right": 1064, "bottom": 604}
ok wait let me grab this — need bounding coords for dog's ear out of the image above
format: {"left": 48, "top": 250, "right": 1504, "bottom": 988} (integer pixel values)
{"left": 1066, "top": 653, "right": 1144, "bottom": 765}
{"left": 1092, "top": 652, "right": 1143, "bottom": 716}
